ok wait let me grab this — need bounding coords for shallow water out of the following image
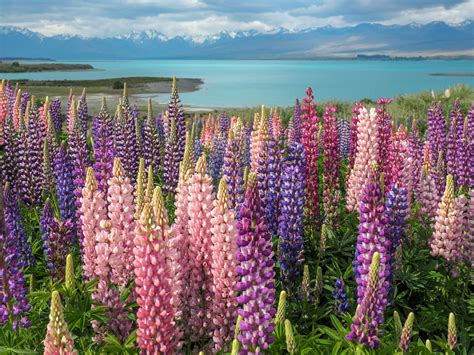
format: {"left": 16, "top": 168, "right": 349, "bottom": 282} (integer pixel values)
{"left": 2, "top": 59, "right": 473, "bottom": 107}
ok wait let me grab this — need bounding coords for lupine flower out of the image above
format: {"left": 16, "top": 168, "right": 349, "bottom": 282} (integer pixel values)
{"left": 134, "top": 198, "right": 176, "bottom": 353}
{"left": 354, "top": 168, "right": 390, "bottom": 305}
{"left": 0, "top": 183, "right": 31, "bottom": 329}
{"left": 393, "top": 311, "right": 402, "bottom": 346}
{"left": 43, "top": 291, "right": 77, "bottom": 354}
{"left": 54, "top": 142, "right": 77, "bottom": 222}
{"left": 376, "top": 98, "right": 393, "bottom": 176}
{"left": 187, "top": 155, "right": 215, "bottom": 340}
{"left": 430, "top": 175, "right": 467, "bottom": 262}
{"left": 322, "top": 106, "right": 341, "bottom": 227}
{"left": 3, "top": 183, "right": 33, "bottom": 266}
{"left": 279, "top": 141, "right": 306, "bottom": 291}
{"left": 208, "top": 132, "right": 227, "bottom": 183}
{"left": 16, "top": 111, "right": 32, "bottom": 204}
{"left": 236, "top": 173, "right": 276, "bottom": 353}
{"left": 299, "top": 265, "right": 311, "bottom": 301}
{"left": 285, "top": 319, "right": 297, "bottom": 354}
{"left": 65, "top": 254, "right": 75, "bottom": 291}
{"left": 332, "top": 278, "right": 349, "bottom": 316}
{"left": 448, "top": 313, "right": 457, "bottom": 350}
{"left": 27, "top": 102, "right": 46, "bottom": 205}
{"left": 275, "top": 290, "right": 287, "bottom": 324}
{"left": 337, "top": 117, "right": 350, "bottom": 159}
{"left": 348, "top": 102, "right": 363, "bottom": 172}
{"left": 435, "top": 150, "right": 447, "bottom": 196}
{"left": 249, "top": 112, "right": 262, "bottom": 172}
{"left": 1, "top": 115, "right": 18, "bottom": 192}
{"left": 223, "top": 129, "right": 245, "bottom": 212}
{"left": 92, "top": 98, "right": 114, "bottom": 194}
{"left": 346, "top": 108, "right": 379, "bottom": 212}
{"left": 347, "top": 252, "right": 387, "bottom": 348}
{"left": 467, "top": 105, "right": 474, "bottom": 188}
{"left": 106, "top": 158, "right": 135, "bottom": 286}
{"left": 399, "top": 312, "right": 415, "bottom": 352}
{"left": 79, "top": 168, "right": 107, "bottom": 280}
{"left": 50, "top": 97, "right": 62, "bottom": 132}
{"left": 385, "top": 183, "right": 408, "bottom": 287}
{"left": 409, "top": 119, "right": 424, "bottom": 193}
{"left": 301, "top": 88, "right": 320, "bottom": 222}
{"left": 40, "top": 199, "right": 74, "bottom": 280}
{"left": 210, "top": 178, "right": 238, "bottom": 353}
{"left": 418, "top": 163, "right": 440, "bottom": 223}
{"left": 142, "top": 99, "right": 159, "bottom": 175}
{"left": 77, "top": 88, "right": 88, "bottom": 139}
{"left": 427, "top": 101, "right": 446, "bottom": 165}
{"left": 456, "top": 116, "right": 470, "bottom": 187}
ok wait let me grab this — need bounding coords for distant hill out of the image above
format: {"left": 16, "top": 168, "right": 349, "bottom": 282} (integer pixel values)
{"left": 1, "top": 21, "right": 473, "bottom": 60}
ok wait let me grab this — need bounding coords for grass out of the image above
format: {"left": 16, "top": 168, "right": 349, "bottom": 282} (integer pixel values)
{"left": 0, "top": 62, "right": 94, "bottom": 73}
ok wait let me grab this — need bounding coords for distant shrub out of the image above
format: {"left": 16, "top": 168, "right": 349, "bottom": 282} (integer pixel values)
{"left": 113, "top": 80, "right": 124, "bottom": 90}
{"left": 360, "top": 98, "right": 374, "bottom": 105}
{"left": 11, "top": 61, "right": 20, "bottom": 67}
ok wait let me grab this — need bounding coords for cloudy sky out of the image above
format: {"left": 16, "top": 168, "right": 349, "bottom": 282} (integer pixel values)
{"left": 1, "top": 0, "right": 473, "bottom": 39}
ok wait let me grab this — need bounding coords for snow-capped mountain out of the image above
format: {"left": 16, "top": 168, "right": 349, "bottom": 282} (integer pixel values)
{"left": 0, "top": 21, "right": 472, "bottom": 60}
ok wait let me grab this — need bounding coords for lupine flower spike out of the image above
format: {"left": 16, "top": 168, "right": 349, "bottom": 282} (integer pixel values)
{"left": 399, "top": 312, "right": 415, "bottom": 352}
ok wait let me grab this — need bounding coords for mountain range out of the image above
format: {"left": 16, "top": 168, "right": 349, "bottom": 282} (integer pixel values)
{"left": 1, "top": 21, "right": 473, "bottom": 60}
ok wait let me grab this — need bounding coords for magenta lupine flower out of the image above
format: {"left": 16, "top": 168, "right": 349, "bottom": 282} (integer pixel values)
{"left": 27, "top": 102, "right": 46, "bottom": 205}
{"left": 347, "top": 252, "right": 387, "bottom": 348}
{"left": 92, "top": 100, "right": 114, "bottom": 195}
{"left": 134, "top": 197, "right": 176, "bottom": 353}
{"left": 301, "top": 88, "right": 320, "bottom": 222}
{"left": 427, "top": 101, "right": 446, "bottom": 165}
{"left": 322, "top": 105, "right": 341, "bottom": 228}
{"left": 186, "top": 156, "right": 215, "bottom": 340}
{"left": 346, "top": 108, "right": 379, "bottom": 212}
{"left": 376, "top": 98, "right": 393, "bottom": 177}
{"left": 354, "top": 169, "right": 390, "bottom": 306}
{"left": 210, "top": 178, "right": 238, "bottom": 353}
{"left": 236, "top": 173, "right": 276, "bottom": 353}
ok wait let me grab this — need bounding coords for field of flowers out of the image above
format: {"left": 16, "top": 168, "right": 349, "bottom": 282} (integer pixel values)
{"left": 0, "top": 79, "right": 472, "bottom": 354}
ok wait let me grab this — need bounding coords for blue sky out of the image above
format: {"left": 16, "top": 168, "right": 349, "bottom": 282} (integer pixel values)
{"left": 0, "top": 0, "right": 472, "bottom": 39}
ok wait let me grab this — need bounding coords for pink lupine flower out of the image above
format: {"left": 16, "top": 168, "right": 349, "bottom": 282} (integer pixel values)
{"left": 418, "top": 164, "right": 440, "bottom": 223}
{"left": 187, "top": 155, "right": 215, "bottom": 341}
{"left": 346, "top": 107, "right": 379, "bottom": 212}
{"left": 134, "top": 197, "right": 176, "bottom": 353}
{"left": 43, "top": 291, "right": 77, "bottom": 355}
{"left": 430, "top": 175, "right": 468, "bottom": 262}
{"left": 210, "top": 178, "right": 238, "bottom": 353}
{"left": 250, "top": 110, "right": 263, "bottom": 172}
{"left": 106, "top": 158, "right": 135, "bottom": 286}
{"left": 79, "top": 167, "right": 107, "bottom": 281}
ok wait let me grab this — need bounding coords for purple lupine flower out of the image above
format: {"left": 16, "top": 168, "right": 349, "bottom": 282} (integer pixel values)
{"left": 337, "top": 118, "right": 350, "bottom": 159}
{"left": 54, "top": 142, "right": 77, "bottom": 222}
{"left": 208, "top": 133, "right": 227, "bottom": 184}
{"left": 3, "top": 183, "right": 33, "bottom": 267}
{"left": 456, "top": 115, "right": 470, "bottom": 188}
{"left": 291, "top": 99, "right": 302, "bottom": 144}
{"left": 223, "top": 130, "right": 245, "bottom": 213}
{"left": 20, "top": 92, "right": 30, "bottom": 116}
{"left": 193, "top": 137, "right": 203, "bottom": 165}
{"left": 16, "top": 116, "right": 32, "bottom": 204}
{"left": 49, "top": 98, "right": 62, "bottom": 133}
{"left": 163, "top": 78, "right": 186, "bottom": 193}
{"left": 27, "top": 103, "right": 46, "bottom": 205}
{"left": 242, "top": 123, "right": 251, "bottom": 168}
{"left": 1, "top": 115, "right": 18, "bottom": 193}
{"left": 92, "top": 102, "right": 114, "bottom": 194}
{"left": 132, "top": 105, "right": 144, "bottom": 161}
{"left": 236, "top": 174, "right": 276, "bottom": 353}
{"left": 384, "top": 183, "right": 408, "bottom": 300}
{"left": 219, "top": 112, "right": 230, "bottom": 135}
{"left": 409, "top": 120, "right": 424, "bottom": 193}
{"left": 0, "top": 184, "right": 31, "bottom": 330}
{"left": 427, "top": 101, "right": 446, "bottom": 164}
{"left": 347, "top": 252, "right": 387, "bottom": 348}
{"left": 278, "top": 141, "right": 306, "bottom": 291}
{"left": 468, "top": 104, "right": 474, "bottom": 189}
{"left": 77, "top": 90, "right": 88, "bottom": 140}
{"left": 354, "top": 170, "right": 391, "bottom": 306}
{"left": 143, "top": 100, "right": 158, "bottom": 175}
{"left": 332, "top": 278, "right": 349, "bottom": 316}
{"left": 266, "top": 136, "right": 282, "bottom": 235}
{"left": 40, "top": 200, "right": 74, "bottom": 279}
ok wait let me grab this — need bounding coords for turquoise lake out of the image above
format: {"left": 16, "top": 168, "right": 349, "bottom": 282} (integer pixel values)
{"left": 2, "top": 60, "right": 473, "bottom": 107}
